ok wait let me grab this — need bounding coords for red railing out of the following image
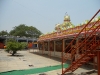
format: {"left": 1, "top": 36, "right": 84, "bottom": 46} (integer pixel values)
{"left": 62, "top": 9, "right": 100, "bottom": 74}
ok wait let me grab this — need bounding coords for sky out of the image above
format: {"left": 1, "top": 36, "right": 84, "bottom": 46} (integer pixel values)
{"left": 0, "top": 0, "right": 100, "bottom": 34}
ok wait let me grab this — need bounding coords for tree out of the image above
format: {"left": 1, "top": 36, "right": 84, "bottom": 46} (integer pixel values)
{"left": 0, "top": 30, "right": 8, "bottom": 36}
{"left": 9, "top": 24, "right": 42, "bottom": 38}
{"left": 6, "top": 40, "right": 24, "bottom": 56}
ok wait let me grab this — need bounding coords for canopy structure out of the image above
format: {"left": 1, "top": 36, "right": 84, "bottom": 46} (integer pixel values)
{"left": 38, "top": 10, "right": 100, "bottom": 75}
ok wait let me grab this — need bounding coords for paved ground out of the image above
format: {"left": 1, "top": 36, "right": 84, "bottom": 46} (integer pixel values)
{"left": 0, "top": 49, "right": 97, "bottom": 75}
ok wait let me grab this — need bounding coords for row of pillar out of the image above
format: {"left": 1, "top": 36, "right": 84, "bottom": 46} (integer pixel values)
{"left": 39, "top": 38, "right": 100, "bottom": 75}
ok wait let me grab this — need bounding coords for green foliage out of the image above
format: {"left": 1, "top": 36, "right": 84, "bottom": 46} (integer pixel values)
{"left": 6, "top": 41, "right": 23, "bottom": 55}
{"left": 6, "top": 42, "right": 22, "bottom": 51}
{"left": 98, "top": 16, "right": 100, "bottom": 20}
{"left": 5, "top": 38, "right": 16, "bottom": 46}
{"left": 7, "top": 38, "right": 16, "bottom": 42}
{"left": 0, "top": 30, "right": 8, "bottom": 36}
{"left": 20, "top": 42, "right": 28, "bottom": 49}
{"left": 9, "top": 24, "right": 42, "bottom": 38}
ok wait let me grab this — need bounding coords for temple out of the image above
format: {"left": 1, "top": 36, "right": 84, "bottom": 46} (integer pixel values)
{"left": 38, "top": 10, "right": 100, "bottom": 75}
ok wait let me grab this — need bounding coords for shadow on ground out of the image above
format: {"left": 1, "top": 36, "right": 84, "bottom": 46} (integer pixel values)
{"left": 7, "top": 54, "right": 24, "bottom": 57}
{"left": 30, "top": 52, "right": 96, "bottom": 71}
{"left": 30, "top": 52, "right": 62, "bottom": 62}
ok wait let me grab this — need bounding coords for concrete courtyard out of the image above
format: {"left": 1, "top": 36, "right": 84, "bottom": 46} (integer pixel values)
{"left": 0, "top": 49, "right": 97, "bottom": 75}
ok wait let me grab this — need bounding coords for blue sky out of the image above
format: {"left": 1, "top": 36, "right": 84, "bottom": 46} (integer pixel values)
{"left": 0, "top": 0, "right": 100, "bottom": 33}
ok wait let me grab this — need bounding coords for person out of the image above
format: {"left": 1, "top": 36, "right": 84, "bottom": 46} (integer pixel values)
{"left": 4, "top": 45, "right": 6, "bottom": 49}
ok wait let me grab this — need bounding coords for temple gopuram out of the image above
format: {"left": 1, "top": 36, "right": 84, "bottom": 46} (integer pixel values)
{"left": 38, "top": 10, "right": 100, "bottom": 75}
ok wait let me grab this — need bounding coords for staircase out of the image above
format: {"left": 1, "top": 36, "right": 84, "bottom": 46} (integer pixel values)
{"left": 62, "top": 9, "right": 100, "bottom": 74}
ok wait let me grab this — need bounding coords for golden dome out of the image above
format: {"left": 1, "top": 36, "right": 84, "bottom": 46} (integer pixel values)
{"left": 95, "top": 17, "right": 98, "bottom": 21}
{"left": 55, "top": 23, "right": 61, "bottom": 30}
{"left": 64, "top": 15, "right": 70, "bottom": 21}
{"left": 62, "top": 22, "right": 67, "bottom": 28}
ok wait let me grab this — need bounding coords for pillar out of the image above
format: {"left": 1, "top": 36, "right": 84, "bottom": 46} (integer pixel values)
{"left": 27, "top": 39, "right": 28, "bottom": 43}
{"left": 48, "top": 41, "right": 50, "bottom": 55}
{"left": 37, "top": 43, "right": 38, "bottom": 48}
{"left": 62, "top": 39, "right": 65, "bottom": 74}
{"left": 97, "top": 50, "right": 100, "bottom": 75}
{"left": 76, "top": 38, "right": 79, "bottom": 60}
{"left": 42, "top": 42, "right": 44, "bottom": 54}
{"left": 54, "top": 41, "right": 56, "bottom": 56}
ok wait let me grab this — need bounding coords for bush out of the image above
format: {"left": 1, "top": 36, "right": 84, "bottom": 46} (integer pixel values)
{"left": 20, "top": 42, "right": 28, "bottom": 49}
{"left": 6, "top": 41, "right": 23, "bottom": 56}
